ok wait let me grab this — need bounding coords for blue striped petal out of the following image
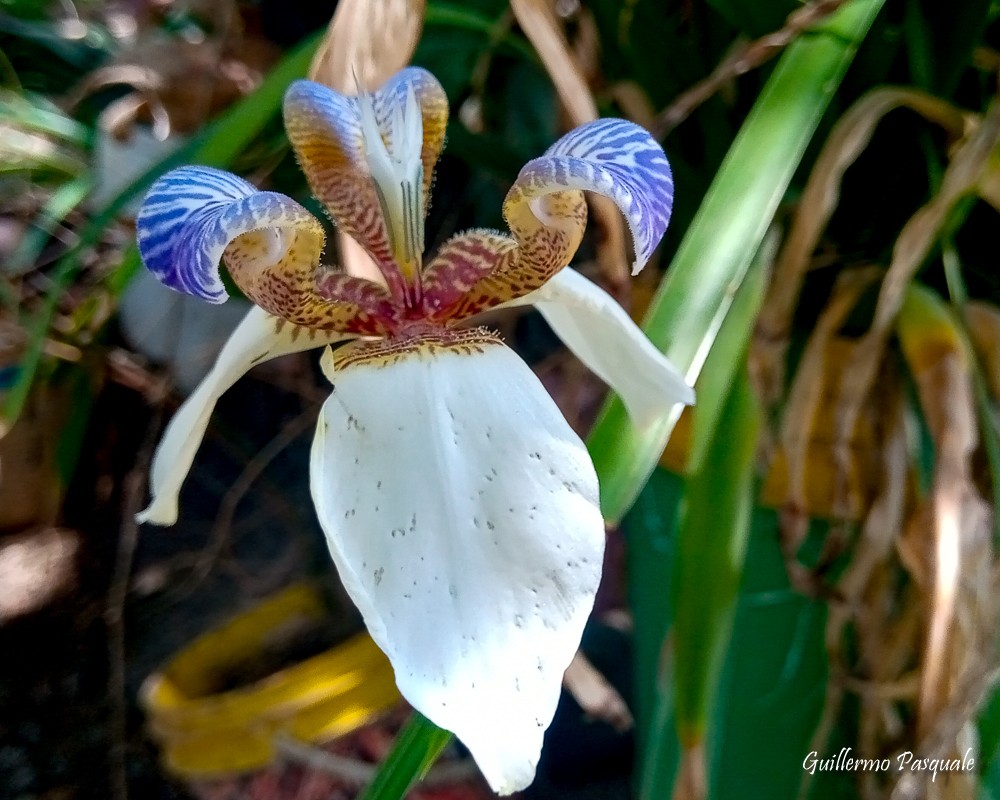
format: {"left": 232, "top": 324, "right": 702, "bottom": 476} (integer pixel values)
{"left": 136, "top": 166, "right": 322, "bottom": 304}
{"left": 509, "top": 119, "right": 673, "bottom": 274}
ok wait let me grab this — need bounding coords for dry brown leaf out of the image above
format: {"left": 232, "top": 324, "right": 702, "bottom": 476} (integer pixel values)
{"left": 965, "top": 301, "right": 1000, "bottom": 399}
{"left": 897, "top": 306, "right": 992, "bottom": 741}
{"left": 562, "top": 652, "right": 633, "bottom": 732}
{"left": 762, "top": 267, "right": 882, "bottom": 525}
{"left": 831, "top": 102, "right": 1000, "bottom": 515}
{"left": 754, "top": 89, "right": 970, "bottom": 408}
{"left": 607, "top": 81, "right": 657, "bottom": 130}
{"left": 309, "top": 0, "right": 426, "bottom": 92}
{"left": 510, "top": 0, "right": 630, "bottom": 296}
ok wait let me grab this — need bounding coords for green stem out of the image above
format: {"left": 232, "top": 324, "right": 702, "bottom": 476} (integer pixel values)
{"left": 359, "top": 712, "right": 453, "bottom": 800}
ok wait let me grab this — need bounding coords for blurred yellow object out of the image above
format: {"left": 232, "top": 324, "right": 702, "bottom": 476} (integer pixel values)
{"left": 141, "top": 583, "right": 400, "bottom": 777}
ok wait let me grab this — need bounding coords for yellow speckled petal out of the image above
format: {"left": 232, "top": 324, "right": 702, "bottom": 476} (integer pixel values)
{"left": 421, "top": 229, "right": 519, "bottom": 321}
{"left": 433, "top": 119, "right": 674, "bottom": 323}
{"left": 434, "top": 190, "right": 588, "bottom": 322}
{"left": 225, "top": 227, "right": 397, "bottom": 336}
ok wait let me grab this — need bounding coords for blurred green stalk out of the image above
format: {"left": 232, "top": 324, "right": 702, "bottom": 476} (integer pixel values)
{"left": 358, "top": 712, "right": 452, "bottom": 800}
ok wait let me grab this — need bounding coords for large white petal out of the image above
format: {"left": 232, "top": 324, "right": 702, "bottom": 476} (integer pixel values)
{"left": 138, "top": 306, "right": 349, "bottom": 526}
{"left": 513, "top": 268, "right": 694, "bottom": 427}
{"left": 310, "top": 334, "right": 604, "bottom": 794}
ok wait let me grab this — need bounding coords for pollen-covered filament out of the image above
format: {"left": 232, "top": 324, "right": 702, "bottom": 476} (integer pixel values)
{"left": 358, "top": 84, "right": 426, "bottom": 300}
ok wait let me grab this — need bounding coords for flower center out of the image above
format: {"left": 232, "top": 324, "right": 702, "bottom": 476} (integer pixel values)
{"left": 329, "top": 327, "right": 502, "bottom": 372}
{"left": 358, "top": 84, "right": 425, "bottom": 293}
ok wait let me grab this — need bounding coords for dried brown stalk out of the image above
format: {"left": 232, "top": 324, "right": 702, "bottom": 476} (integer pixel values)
{"left": 653, "top": 0, "right": 852, "bottom": 138}
{"left": 510, "top": 0, "right": 631, "bottom": 296}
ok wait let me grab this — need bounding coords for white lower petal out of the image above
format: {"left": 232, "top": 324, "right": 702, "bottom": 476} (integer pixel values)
{"left": 512, "top": 268, "right": 694, "bottom": 427}
{"left": 138, "top": 306, "right": 349, "bottom": 526}
{"left": 310, "top": 332, "right": 604, "bottom": 794}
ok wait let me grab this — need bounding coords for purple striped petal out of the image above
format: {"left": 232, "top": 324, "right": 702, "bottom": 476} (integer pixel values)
{"left": 509, "top": 119, "right": 673, "bottom": 274}
{"left": 136, "top": 166, "right": 322, "bottom": 303}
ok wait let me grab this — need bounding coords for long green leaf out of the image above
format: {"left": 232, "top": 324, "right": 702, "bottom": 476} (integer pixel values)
{"left": 636, "top": 239, "right": 766, "bottom": 799}
{"left": 587, "top": 0, "right": 887, "bottom": 523}
{"left": 671, "top": 367, "right": 759, "bottom": 790}
{"left": 629, "top": 228, "right": 767, "bottom": 791}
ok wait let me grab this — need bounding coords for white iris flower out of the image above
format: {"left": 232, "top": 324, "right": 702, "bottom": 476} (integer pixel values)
{"left": 135, "top": 67, "right": 692, "bottom": 793}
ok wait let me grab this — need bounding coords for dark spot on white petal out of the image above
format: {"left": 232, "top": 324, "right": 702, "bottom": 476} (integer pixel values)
{"left": 448, "top": 584, "right": 458, "bottom": 599}
{"left": 374, "top": 567, "right": 384, "bottom": 586}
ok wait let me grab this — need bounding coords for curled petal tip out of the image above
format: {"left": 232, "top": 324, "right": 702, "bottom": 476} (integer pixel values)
{"left": 135, "top": 502, "right": 177, "bottom": 527}
{"left": 137, "top": 166, "right": 322, "bottom": 310}
{"left": 513, "top": 119, "right": 674, "bottom": 269}
{"left": 137, "top": 166, "right": 251, "bottom": 303}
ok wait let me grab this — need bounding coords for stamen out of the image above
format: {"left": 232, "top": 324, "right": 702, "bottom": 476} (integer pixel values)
{"left": 358, "top": 82, "right": 426, "bottom": 293}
